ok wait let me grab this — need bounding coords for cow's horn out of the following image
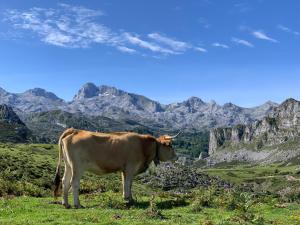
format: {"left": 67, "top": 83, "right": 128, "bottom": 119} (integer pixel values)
{"left": 165, "top": 131, "right": 182, "bottom": 140}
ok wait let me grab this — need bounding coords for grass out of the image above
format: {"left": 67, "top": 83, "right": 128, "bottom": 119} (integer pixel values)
{"left": 0, "top": 143, "right": 300, "bottom": 224}
{"left": 0, "top": 192, "right": 300, "bottom": 225}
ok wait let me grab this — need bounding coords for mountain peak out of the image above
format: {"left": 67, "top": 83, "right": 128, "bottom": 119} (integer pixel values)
{"left": 223, "top": 102, "right": 239, "bottom": 108}
{"left": 279, "top": 98, "right": 299, "bottom": 109}
{"left": 73, "top": 82, "right": 99, "bottom": 100}
{"left": 24, "top": 88, "right": 61, "bottom": 101}
{"left": 185, "top": 96, "right": 205, "bottom": 105}
{"left": 208, "top": 100, "right": 217, "bottom": 105}
{"left": 281, "top": 98, "right": 298, "bottom": 104}
{"left": 260, "top": 100, "right": 278, "bottom": 107}
{"left": 0, "top": 87, "right": 8, "bottom": 94}
{"left": 99, "top": 85, "right": 126, "bottom": 96}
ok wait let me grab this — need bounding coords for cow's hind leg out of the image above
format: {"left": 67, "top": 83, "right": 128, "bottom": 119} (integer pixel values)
{"left": 71, "top": 167, "right": 84, "bottom": 209}
{"left": 62, "top": 163, "right": 72, "bottom": 209}
{"left": 122, "top": 171, "right": 134, "bottom": 203}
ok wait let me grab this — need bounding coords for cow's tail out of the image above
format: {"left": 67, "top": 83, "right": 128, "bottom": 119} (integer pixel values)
{"left": 53, "top": 135, "right": 64, "bottom": 198}
{"left": 53, "top": 128, "right": 76, "bottom": 198}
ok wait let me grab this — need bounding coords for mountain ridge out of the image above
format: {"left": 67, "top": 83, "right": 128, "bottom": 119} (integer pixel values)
{"left": 0, "top": 83, "right": 279, "bottom": 131}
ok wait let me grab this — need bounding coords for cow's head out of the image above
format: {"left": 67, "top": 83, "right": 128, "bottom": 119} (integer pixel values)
{"left": 156, "top": 132, "right": 180, "bottom": 162}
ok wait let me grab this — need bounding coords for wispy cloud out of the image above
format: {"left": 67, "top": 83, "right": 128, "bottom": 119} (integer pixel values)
{"left": 212, "top": 42, "right": 229, "bottom": 49}
{"left": 148, "top": 33, "right": 190, "bottom": 52}
{"left": 231, "top": 37, "right": 254, "bottom": 48}
{"left": 147, "top": 33, "right": 207, "bottom": 53}
{"left": 123, "top": 32, "right": 178, "bottom": 55}
{"left": 277, "top": 24, "right": 300, "bottom": 36}
{"left": 231, "top": 2, "right": 252, "bottom": 14}
{"left": 4, "top": 5, "right": 114, "bottom": 48}
{"left": 252, "top": 30, "right": 278, "bottom": 43}
{"left": 197, "top": 17, "right": 211, "bottom": 29}
{"left": 116, "top": 46, "right": 137, "bottom": 54}
{"left": 194, "top": 47, "right": 207, "bottom": 53}
{"left": 3, "top": 4, "right": 206, "bottom": 57}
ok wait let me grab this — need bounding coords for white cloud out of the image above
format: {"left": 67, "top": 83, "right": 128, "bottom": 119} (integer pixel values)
{"left": 212, "top": 42, "right": 229, "bottom": 49}
{"left": 252, "top": 30, "right": 278, "bottom": 43}
{"left": 4, "top": 6, "right": 114, "bottom": 48}
{"left": 194, "top": 47, "right": 207, "bottom": 53}
{"left": 233, "top": 2, "right": 252, "bottom": 13}
{"left": 277, "top": 25, "right": 300, "bottom": 36}
{"left": 123, "top": 32, "right": 178, "bottom": 55}
{"left": 278, "top": 25, "right": 290, "bottom": 32}
{"left": 231, "top": 37, "right": 254, "bottom": 48}
{"left": 148, "top": 33, "right": 190, "bottom": 52}
{"left": 3, "top": 4, "right": 207, "bottom": 56}
{"left": 116, "top": 46, "right": 137, "bottom": 54}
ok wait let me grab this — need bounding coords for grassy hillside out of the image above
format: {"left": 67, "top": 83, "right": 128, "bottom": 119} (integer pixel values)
{"left": 0, "top": 143, "right": 299, "bottom": 224}
{"left": 173, "top": 131, "right": 209, "bottom": 158}
{"left": 201, "top": 163, "right": 300, "bottom": 195}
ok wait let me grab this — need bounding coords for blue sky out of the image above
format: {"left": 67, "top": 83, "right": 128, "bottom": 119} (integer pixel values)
{"left": 0, "top": 0, "right": 299, "bottom": 107}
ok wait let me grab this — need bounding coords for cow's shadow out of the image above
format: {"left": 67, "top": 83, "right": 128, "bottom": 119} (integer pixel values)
{"left": 131, "top": 198, "right": 188, "bottom": 209}
{"left": 87, "top": 199, "right": 188, "bottom": 210}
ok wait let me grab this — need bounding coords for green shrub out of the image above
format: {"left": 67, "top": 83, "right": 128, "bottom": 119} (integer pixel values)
{"left": 190, "top": 187, "right": 218, "bottom": 212}
{"left": 143, "top": 196, "right": 165, "bottom": 220}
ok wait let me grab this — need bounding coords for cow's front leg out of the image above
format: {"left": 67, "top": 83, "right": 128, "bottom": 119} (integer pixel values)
{"left": 121, "top": 171, "right": 133, "bottom": 203}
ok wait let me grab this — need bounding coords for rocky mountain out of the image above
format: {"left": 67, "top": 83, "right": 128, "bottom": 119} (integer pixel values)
{"left": 0, "top": 83, "right": 278, "bottom": 131}
{"left": 0, "top": 104, "right": 30, "bottom": 142}
{"left": 0, "top": 87, "right": 66, "bottom": 112}
{"left": 162, "top": 99, "right": 277, "bottom": 130}
{"left": 206, "top": 98, "right": 300, "bottom": 164}
{"left": 23, "top": 110, "right": 154, "bottom": 143}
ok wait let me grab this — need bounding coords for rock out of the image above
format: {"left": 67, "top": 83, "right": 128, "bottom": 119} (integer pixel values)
{"left": 199, "top": 152, "right": 208, "bottom": 159}
{"left": 140, "top": 163, "right": 232, "bottom": 192}
{"left": 73, "top": 82, "right": 100, "bottom": 100}
{"left": 208, "top": 99, "right": 300, "bottom": 154}
{"left": 0, "top": 104, "right": 30, "bottom": 142}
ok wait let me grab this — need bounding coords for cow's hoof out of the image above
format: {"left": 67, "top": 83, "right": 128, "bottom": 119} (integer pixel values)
{"left": 74, "top": 204, "right": 85, "bottom": 209}
{"left": 63, "top": 204, "right": 71, "bottom": 209}
{"left": 125, "top": 199, "right": 134, "bottom": 206}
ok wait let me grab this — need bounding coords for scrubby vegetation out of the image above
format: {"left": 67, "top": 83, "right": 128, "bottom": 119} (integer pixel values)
{"left": 0, "top": 143, "right": 299, "bottom": 224}
{"left": 173, "top": 131, "right": 209, "bottom": 157}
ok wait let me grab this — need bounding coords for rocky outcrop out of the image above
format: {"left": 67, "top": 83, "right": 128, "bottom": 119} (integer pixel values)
{"left": 0, "top": 104, "right": 30, "bottom": 142}
{"left": 208, "top": 98, "right": 300, "bottom": 155}
{"left": 140, "top": 163, "right": 232, "bottom": 192}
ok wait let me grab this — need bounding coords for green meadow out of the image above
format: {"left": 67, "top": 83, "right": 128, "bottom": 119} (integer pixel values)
{"left": 0, "top": 143, "right": 299, "bottom": 225}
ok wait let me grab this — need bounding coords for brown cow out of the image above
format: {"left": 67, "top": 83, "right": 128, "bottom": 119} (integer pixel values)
{"left": 53, "top": 128, "right": 179, "bottom": 209}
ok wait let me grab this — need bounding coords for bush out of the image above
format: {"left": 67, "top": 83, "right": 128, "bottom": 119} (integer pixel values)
{"left": 143, "top": 196, "right": 165, "bottom": 220}
{"left": 190, "top": 187, "right": 218, "bottom": 212}
{"left": 278, "top": 187, "right": 300, "bottom": 203}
